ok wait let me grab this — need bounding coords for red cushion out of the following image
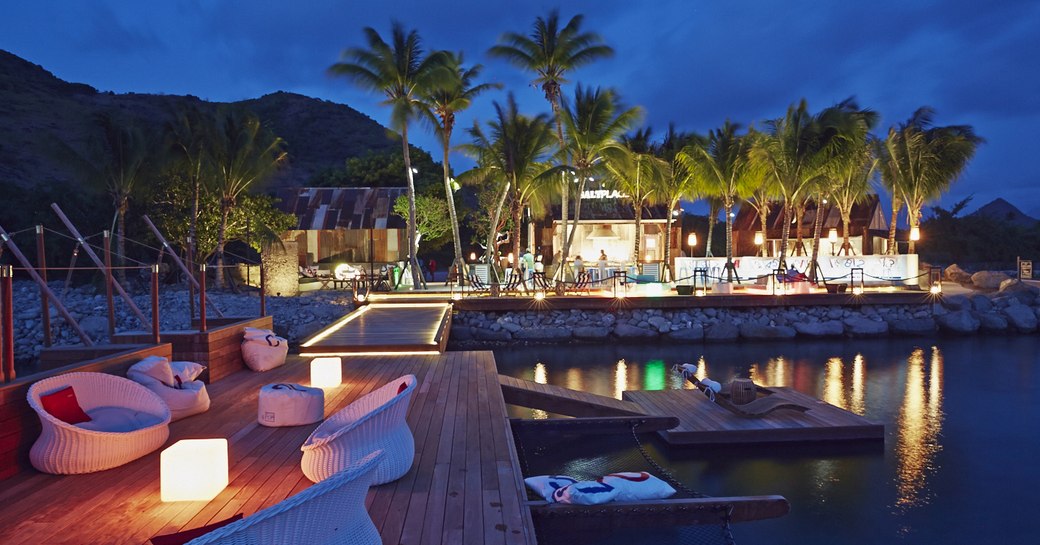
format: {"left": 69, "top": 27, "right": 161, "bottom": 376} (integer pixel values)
{"left": 150, "top": 513, "right": 243, "bottom": 545}
{"left": 397, "top": 382, "right": 408, "bottom": 395}
{"left": 39, "top": 386, "right": 91, "bottom": 425}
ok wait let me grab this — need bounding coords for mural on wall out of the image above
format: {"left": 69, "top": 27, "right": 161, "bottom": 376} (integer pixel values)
{"left": 674, "top": 255, "right": 920, "bottom": 285}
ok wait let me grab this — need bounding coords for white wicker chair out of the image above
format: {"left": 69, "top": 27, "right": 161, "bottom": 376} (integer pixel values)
{"left": 186, "top": 450, "right": 385, "bottom": 545}
{"left": 27, "top": 372, "right": 171, "bottom": 474}
{"left": 301, "top": 375, "right": 416, "bottom": 485}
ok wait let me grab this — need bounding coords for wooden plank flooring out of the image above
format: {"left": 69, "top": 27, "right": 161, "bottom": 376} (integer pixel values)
{"left": 622, "top": 387, "right": 884, "bottom": 445}
{"left": 499, "top": 375, "right": 647, "bottom": 417}
{"left": 300, "top": 303, "right": 452, "bottom": 355}
{"left": 0, "top": 351, "right": 535, "bottom": 545}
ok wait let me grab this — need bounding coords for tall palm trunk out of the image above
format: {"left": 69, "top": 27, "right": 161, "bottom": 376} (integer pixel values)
{"left": 808, "top": 194, "right": 824, "bottom": 282}
{"left": 779, "top": 201, "right": 792, "bottom": 269}
{"left": 664, "top": 200, "right": 675, "bottom": 282}
{"left": 401, "top": 124, "right": 423, "bottom": 289}
{"left": 215, "top": 201, "right": 231, "bottom": 290}
{"left": 486, "top": 181, "right": 511, "bottom": 282}
{"left": 794, "top": 201, "right": 806, "bottom": 256}
{"left": 564, "top": 169, "right": 589, "bottom": 253}
{"left": 116, "top": 200, "right": 128, "bottom": 284}
{"left": 724, "top": 202, "right": 736, "bottom": 280}
{"left": 704, "top": 202, "right": 718, "bottom": 258}
{"left": 758, "top": 205, "right": 769, "bottom": 257}
{"left": 633, "top": 201, "right": 643, "bottom": 274}
{"left": 511, "top": 196, "right": 523, "bottom": 278}
{"left": 908, "top": 209, "right": 920, "bottom": 255}
{"left": 549, "top": 95, "right": 573, "bottom": 281}
{"left": 441, "top": 134, "right": 465, "bottom": 285}
{"left": 887, "top": 194, "right": 902, "bottom": 255}
{"left": 841, "top": 211, "right": 852, "bottom": 255}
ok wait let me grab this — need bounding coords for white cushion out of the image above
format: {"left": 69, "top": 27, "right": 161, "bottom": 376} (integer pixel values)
{"left": 128, "top": 356, "right": 175, "bottom": 387}
{"left": 599, "top": 472, "right": 676, "bottom": 501}
{"left": 258, "top": 383, "right": 324, "bottom": 427}
{"left": 77, "top": 406, "right": 165, "bottom": 433}
{"left": 242, "top": 330, "right": 288, "bottom": 372}
{"left": 551, "top": 480, "right": 619, "bottom": 505}
{"left": 170, "top": 360, "right": 206, "bottom": 382}
{"left": 524, "top": 475, "right": 578, "bottom": 501}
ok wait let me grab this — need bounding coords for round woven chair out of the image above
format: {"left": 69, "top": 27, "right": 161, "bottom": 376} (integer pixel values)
{"left": 27, "top": 372, "right": 171, "bottom": 474}
{"left": 301, "top": 375, "right": 416, "bottom": 485}
{"left": 186, "top": 450, "right": 385, "bottom": 545}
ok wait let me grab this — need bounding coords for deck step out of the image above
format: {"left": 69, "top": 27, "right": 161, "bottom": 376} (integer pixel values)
{"left": 499, "top": 375, "right": 647, "bottom": 417}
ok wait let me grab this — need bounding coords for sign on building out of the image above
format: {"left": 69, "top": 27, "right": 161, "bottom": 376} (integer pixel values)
{"left": 1019, "top": 259, "right": 1033, "bottom": 280}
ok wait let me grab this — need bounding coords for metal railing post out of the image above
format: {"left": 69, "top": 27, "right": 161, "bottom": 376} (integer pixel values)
{"left": 2, "top": 265, "right": 14, "bottom": 383}
{"left": 103, "top": 231, "right": 116, "bottom": 338}
{"left": 36, "top": 225, "right": 51, "bottom": 347}
{"left": 151, "top": 264, "right": 161, "bottom": 344}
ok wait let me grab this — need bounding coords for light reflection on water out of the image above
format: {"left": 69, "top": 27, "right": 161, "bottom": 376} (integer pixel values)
{"left": 490, "top": 336, "right": 1034, "bottom": 545}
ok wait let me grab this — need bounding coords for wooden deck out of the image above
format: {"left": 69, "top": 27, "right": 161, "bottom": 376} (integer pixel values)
{"left": 300, "top": 303, "right": 452, "bottom": 355}
{"left": 622, "top": 387, "right": 884, "bottom": 445}
{"left": 498, "top": 375, "right": 647, "bottom": 417}
{"left": 0, "top": 351, "right": 535, "bottom": 545}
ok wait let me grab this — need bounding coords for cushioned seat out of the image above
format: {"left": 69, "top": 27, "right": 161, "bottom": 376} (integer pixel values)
{"left": 241, "top": 327, "right": 288, "bottom": 372}
{"left": 78, "top": 406, "right": 167, "bottom": 433}
{"left": 128, "top": 356, "right": 210, "bottom": 421}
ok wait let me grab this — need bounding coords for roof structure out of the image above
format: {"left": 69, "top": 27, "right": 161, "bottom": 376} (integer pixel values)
{"left": 733, "top": 194, "right": 888, "bottom": 234}
{"left": 548, "top": 198, "right": 675, "bottom": 223}
{"left": 276, "top": 187, "right": 408, "bottom": 230}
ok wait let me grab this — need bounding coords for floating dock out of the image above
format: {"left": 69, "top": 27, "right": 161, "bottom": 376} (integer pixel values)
{"left": 300, "top": 302, "right": 452, "bottom": 355}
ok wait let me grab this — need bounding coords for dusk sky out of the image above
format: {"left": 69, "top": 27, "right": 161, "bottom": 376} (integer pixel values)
{"left": 3, "top": 0, "right": 1038, "bottom": 217}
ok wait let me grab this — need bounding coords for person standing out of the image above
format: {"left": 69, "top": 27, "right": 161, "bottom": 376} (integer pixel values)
{"left": 522, "top": 248, "right": 535, "bottom": 287}
{"left": 573, "top": 255, "right": 585, "bottom": 277}
{"left": 597, "top": 250, "right": 608, "bottom": 285}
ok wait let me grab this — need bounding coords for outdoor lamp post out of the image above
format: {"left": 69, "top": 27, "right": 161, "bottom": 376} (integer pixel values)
{"left": 754, "top": 232, "right": 764, "bottom": 256}
{"left": 469, "top": 251, "right": 477, "bottom": 263}
{"left": 687, "top": 233, "right": 697, "bottom": 256}
{"left": 828, "top": 228, "right": 838, "bottom": 256}
{"left": 909, "top": 227, "right": 921, "bottom": 242}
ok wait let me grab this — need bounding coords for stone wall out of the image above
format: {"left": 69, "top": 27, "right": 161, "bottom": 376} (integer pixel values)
{"left": 451, "top": 281, "right": 1040, "bottom": 343}
{"left": 264, "top": 240, "right": 299, "bottom": 297}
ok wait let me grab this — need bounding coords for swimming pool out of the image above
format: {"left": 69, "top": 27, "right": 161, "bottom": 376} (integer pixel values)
{"left": 493, "top": 335, "right": 1040, "bottom": 543}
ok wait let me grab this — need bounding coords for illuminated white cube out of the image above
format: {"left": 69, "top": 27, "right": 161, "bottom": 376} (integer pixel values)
{"left": 310, "top": 357, "right": 342, "bottom": 388}
{"left": 161, "top": 439, "right": 228, "bottom": 502}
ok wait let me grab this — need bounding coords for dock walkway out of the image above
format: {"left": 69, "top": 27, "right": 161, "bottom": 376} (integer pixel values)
{"left": 301, "top": 302, "right": 452, "bottom": 355}
{"left": 0, "top": 351, "right": 534, "bottom": 545}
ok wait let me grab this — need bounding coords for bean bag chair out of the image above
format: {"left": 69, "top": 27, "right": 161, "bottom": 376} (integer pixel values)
{"left": 241, "top": 327, "right": 288, "bottom": 372}
{"left": 128, "top": 356, "right": 210, "bottom": 421}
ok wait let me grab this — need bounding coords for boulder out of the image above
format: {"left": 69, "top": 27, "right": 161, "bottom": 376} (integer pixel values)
{"left": 970, "top": 294, "right": 993, "bottom": 312}
{"left": 944, "top": 264, "right": 974, "bottom": 284}
{"left": 514, "top": 327, "right": 572, "bottom": 341}
{"left": 998, "top": 279, "right": 1039, "bottom": 305}
{"left": 613, "top": 323, "right": 658, "bottom": 339}
{"left": 1003, "top": 305, "right": 1038, "bottom": 332}
{"left": 473, "top": 328, "right": 512, "bottom": 342}
{"left": 970, "top": 271, "right": 1011, "bottom": 290}
{"left": 704, "top": 322, "right": 740, "bottom": 342}
{"left": 500, "top": 321, "right": 523, "bottom": 333}
{"left": 666, "top": 325, "right": 704, "bottom": 341}
{"left": 451, "top": 325, "right": 474, "bottom": 341}
{"left": 794, "top": 320, "right": 845, "bottom": 337}
{"left": 79, "top": 316, "right": 108, "bottom": 339}
{"left": 648, "top": 316, "right": 671, "bottom": 333}
{"left": 843, "top": 317, "right": 889, "bottom": 337}
{"left": 941, "top": 294, "right": 971, "bottom": 311}
{"left": 572, "top": 326, "right": 610, "bottom": 340}
{"left": 977, "top": 313, "right": 1008, "bottom": 332}
{"left": 936, "top": 310, "right": 980, "bottom": 334}
{"left": 888, "top": 318, "right": 937, "bottom": 336}
{"left": 739, "top": 323, "right": 796, "bottom": 340}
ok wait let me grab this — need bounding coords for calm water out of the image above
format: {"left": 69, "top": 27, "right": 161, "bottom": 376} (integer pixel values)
{"left": 493, "top": 336, "right": 1040, "bottom": 544}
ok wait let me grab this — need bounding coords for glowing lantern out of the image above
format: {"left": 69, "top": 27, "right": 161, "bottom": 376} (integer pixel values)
{"left": 534, "top": 291, "right": 545, "bottom": 301}
{"left": 310, "top": 357, "right": 342, "bottom": 388}
{"left": 852, "top": 286, "right": 864, "bottom": 295}
{"left": 910, "top": 227, "right": 921, "bottom": 241}
{"left": 828, "top": 228, "right": 838, "bottom": 243}
{"left": 469, "top": 252, "right": 477, "bottom": 262}
{"left": 687, "top": 233, "right": 697, "bottom": 247}
{"left": 754, "top": 232, "right": 764, "bottom": 246}
{"left": 161, "top": 439, "right": 228, "bottom": 502}
{"left": 507, "top": 253, "right": 514, "bottom": 264}
{"left": 930, "top": 284, "right": 942, "bottom": 294}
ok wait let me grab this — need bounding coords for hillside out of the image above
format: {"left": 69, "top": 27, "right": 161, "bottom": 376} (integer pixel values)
{"left": 0, "top": 49, "right": 401, "bottom": 192}
{"left": 970, "top": 197, "right": 1038, "bottom": 227}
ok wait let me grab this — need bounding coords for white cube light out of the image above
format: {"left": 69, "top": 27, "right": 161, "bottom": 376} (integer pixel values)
{"left": 161, "top": 439, "right": 228, "bottom": 502}
{"left": 310, "top": 357, "right": 343, "bottom": 388}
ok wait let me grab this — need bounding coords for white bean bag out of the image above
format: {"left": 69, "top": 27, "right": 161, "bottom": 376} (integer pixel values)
{"left": 27, "top": 372, "right": 170, "bottom": 474}
{"left": 258, "top": 383, "right": 324, "bottom": 427}
{"left": 127, "top": 356, "right": 210, "bottom": 421}
{"left": 241, "top": 327, "right": 288, "bottom": 372}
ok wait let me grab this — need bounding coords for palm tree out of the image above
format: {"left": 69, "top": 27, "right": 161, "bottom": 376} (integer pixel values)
{"left": 829, "top": 145, "right": 879, "bottom": 255}
{"left": 330, "top": 22, "right": 448, "bottom": 288}
{"left": 877, "top": 107, "right": 983, "bottom": 254}
{"left": 165, "top": 106, "right": 212, "bottom": 265}
{"left": 458, "top": 94, "right": 555, "bottom": 280}
{"left": 602, "top": 143, "right": 668, "bottom": 269}
{"left": 557, "top": 86, "right": 641, "bottom": 275}
{"left": 208, "top": 107, "right": 287, "bottom": 289}
{"left": 95, "top": 113, "right": 151, "bottom": 283}
{"left": 489, "top": 10, "right": 613, "bottom": 273}
{"left": 650, "top": 126, "right": 697, "bottom": 282}
{"left": 420, "top": 51, "right": 501, "bottom": 284}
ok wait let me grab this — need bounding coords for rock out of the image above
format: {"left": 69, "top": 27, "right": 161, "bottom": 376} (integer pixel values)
{"left": 473, "top": 328, "right": 512, "bottom": 342}
{"left": 941, "top": 294, "right": 971, "bottom": 311}
{"left": 998, "top": 279, "right": 1039, "bottom": 305}
{"left": 971, "top": 271, "right": 1011, "bottom": 290}
{"left": 888, "top": 318, "right": 937, "bottom": 336}
{"left": 977, "top": 313, "right": 1008, "bottom": 332}
{"left": 944, "top": 263, "right": 974, "bottom": 284}
{"left": 514, "top": 327, "right": 572, "bottom": 341}
{"left": 970, "top": 294, "right": 993, "bottom": 312}
{"left": 843, "top": 317, "right": 889, "bottom": 337}
{"left": 794, "top": 320, "right": 844, "bottom": 337}
{"left": 826, "top": 308, "right": 844, "bottom": 320}
{"left": 666, "top": 325, "right": 704, "bottom": 341}
{"left": 451, "top": 326, "right": 474, "bottom": 341}
{"left": 500, "top": 322, "right": 522, "bottom": 333}
{"left": 573, "top": 326, "right": 610, "bottom": 340}
{"left": 704, "top": 322, "right": 739, "bottom": 342}
{"left": 936, "top": 310, "right": 980, "bottom": 334}
{"left": 1003, "top": 305, "right": 1038, "bottom": 332}
{"left": 648, "top": 316, "right": 671, "bottom": 333}
{"left": 739, "top": 323, "right": 796, "bottom": 340}
{"left": 613, "top": 323, "right": 658, "bottom": 339}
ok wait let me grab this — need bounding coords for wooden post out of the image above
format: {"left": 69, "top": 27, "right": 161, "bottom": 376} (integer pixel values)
{"left": 50, "top": 203, "right": 149, "bottom": 327}
{"left": 142, "top": 215, "right": 223, "bottom": 317}
{"left": 151, "top": 264, "right": 161, "bottom": 344}
{"left": 0, "top": 224, "right": 93, "bottom": 346}
{"left": 103, "top": 231, "right": 116, "bottom": 338}
{"left": 1, "top": 265, "right": 14, "bottom": 382}
{"left": 198, "top": 264, "right": 207, "bottom": 333}
{"left": 187, "top": 236, "right": 196, "bottom": 320}
{"left": 36, "top": 225, "right": 52, "bottom": 347}
{"left": 259, "top": 260, "right": 267, "bottom": 317}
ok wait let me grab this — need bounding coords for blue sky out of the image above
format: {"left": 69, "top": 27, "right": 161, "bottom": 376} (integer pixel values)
{"left": 2, "top": 0, "right": 1038, "bottom": 216}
